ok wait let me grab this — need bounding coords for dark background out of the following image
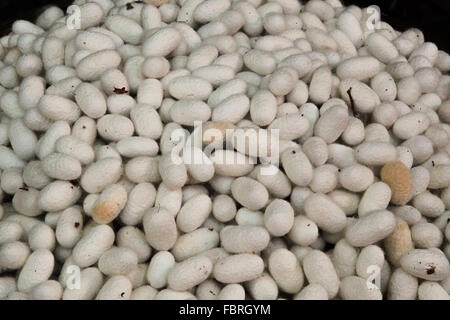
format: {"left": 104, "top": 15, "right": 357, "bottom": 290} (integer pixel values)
{"left": 0, "top": 0, "right": 449, "bottom": 53}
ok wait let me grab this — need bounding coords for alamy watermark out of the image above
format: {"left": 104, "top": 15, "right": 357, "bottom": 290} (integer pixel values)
{"left": 66, "top": 5, "right": 81, "bottom": 30}
{"left": 169, "top": 121, "right": 280, "bottom": 176}
{"left": 365, "top": 5, "right": 382, "bottom": 31}
{"left": 366, "top": 265, "right": 381, "bottom": 290}
{"left": 66, "top": 265, "right": 81, "bottom": 290}
{"left": 65, "top": 263, "right": 382, "bottom": 293}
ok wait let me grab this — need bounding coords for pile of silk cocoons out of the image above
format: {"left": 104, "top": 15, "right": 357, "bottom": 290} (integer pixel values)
{"left": 0, "top": 0, "right": 450, "bottom": 300}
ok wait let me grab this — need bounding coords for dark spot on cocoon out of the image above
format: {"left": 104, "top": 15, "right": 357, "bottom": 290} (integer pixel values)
{"left": 426, "top": 264, "right": 436, "bottom": 275}
{"left": 82, "top": 125, "right": 86, "bottom": 129}
{"left": 291, "top": 150, "right": 296, "bottom": 155}
{"left": 121, "top": 292, "right": 125, "bottom": 297}
{"left": 347, "top": 87, "right": 358, "bottom": 118}
{"left": 126, "top": 3, "right": 134, "bottom": 10}
{"left": 208, "top": 228, "right": 214, "bottom": 231}
{"left": 74, "top": 222, "right": 80, "bottom": 228}
{"left": 113, "top": 87, "right": 129, "bottom": 94}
